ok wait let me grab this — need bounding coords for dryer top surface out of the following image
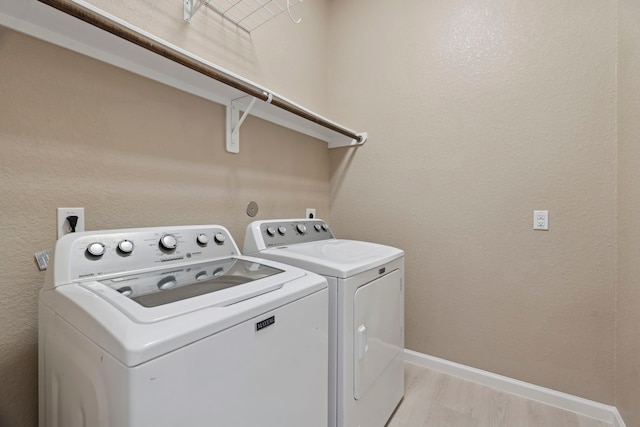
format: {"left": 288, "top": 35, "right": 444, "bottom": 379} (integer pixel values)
{"left": 255, "top": 239, "right": 403, "bottom": 278}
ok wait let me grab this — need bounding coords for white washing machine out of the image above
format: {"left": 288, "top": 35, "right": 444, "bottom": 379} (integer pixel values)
{"left": 244, "top": 219, "right": 404, "bottom": 427}
{"left": 39, "top": 225, "right": 328, "bottom": 427}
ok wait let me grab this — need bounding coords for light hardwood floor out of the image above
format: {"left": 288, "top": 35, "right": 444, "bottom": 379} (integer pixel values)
{"left": 386, "top": 363, "right": 612, "bottom": 427}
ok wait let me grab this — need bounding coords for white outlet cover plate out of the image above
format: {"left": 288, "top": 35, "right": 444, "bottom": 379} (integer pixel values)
{"left": 533, "top": 210, "right": 549, "bottom": 230}
{"left": 57, "top": 207, "right": 85, "bottom": 239}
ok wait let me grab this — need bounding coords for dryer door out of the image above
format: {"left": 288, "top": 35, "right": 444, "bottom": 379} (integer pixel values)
{"left": 353, "top": 268, "right": 403, "bottom": 399}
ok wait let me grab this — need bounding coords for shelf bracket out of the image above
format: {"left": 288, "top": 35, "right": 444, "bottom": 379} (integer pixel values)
{"left": 328, "top": 132, "right": 368, "bottom": 149}
{"left": 183, "top": 0, "right": 207, "bottom": 23}
{"left": 226, "top": 95, "right": 260, "bottom": 154}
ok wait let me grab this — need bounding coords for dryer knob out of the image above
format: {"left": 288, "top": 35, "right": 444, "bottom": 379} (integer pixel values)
{"left": 118, "top": 240, "right": 134, "bottom": 254}
{"left": 266, "top": 227, "right": 276, "bottom": 237}
{"left": 321, "top": 223, "right": 329, "bottom": 231}
{"left": 214, "top": 232, "right": 226, "bottom": 244}
{"left": 278, "top": 226, "right": 287, "bottom": 235}
{"left": 87, "top": 242, "right": 105, "bottom": 257}
{"left": 159, "top": 234, "right": 178, "bottom": 250}
{"left": 197, "top": 233, "right": 210, "bottom": 245}
{"left": 314, "top": 224, "right": 322, "bottom": 231}
{"left": 296, "top": 224, "right": 307, "bottom": 234}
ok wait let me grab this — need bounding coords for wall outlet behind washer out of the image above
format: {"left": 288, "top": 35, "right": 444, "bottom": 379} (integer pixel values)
{"left": 57, "top": 207, "right": 85, "bottom": 239}
{"left": 306, "top": 208, "right": 316, "bottom": 219}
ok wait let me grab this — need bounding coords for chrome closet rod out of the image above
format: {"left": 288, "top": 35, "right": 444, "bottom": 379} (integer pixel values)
{"left": 37, "top": 0, "right": 364, "bottom": 144}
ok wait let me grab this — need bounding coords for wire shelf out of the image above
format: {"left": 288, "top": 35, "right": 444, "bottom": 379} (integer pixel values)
{"left": 184, "top": 0, "right": 302, "bottom": 32}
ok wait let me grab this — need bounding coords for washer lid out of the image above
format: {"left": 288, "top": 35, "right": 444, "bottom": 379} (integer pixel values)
{"left": 41, "top": 256, "right": 327, "bottom": 367}
{"left": 99, "top": 258, "right": 283, "bottom": 309}
{"left": 259, "top": 239, "right": 404, "bottom": 278}
{"left": 80, "top": 257, "right": 305, "bottom": 324}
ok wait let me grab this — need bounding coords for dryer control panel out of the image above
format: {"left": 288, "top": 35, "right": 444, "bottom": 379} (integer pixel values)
{"left": 244, "top": 219, "right": 335, "bottom": 252}
{"left": 48, "top": 225, "right": 240, "bottom": 288}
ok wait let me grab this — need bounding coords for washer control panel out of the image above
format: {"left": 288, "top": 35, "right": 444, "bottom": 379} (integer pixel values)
{"left": 252, "top": 219, "right": 335, "bottom": 248}
{"left": 54, "top": 225, "right": 240, "bottom": 285}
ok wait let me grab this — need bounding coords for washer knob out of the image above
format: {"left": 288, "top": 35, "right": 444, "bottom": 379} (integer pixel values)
{"left": 118, "top": 240, "right": 134, "bottom": 254}
{"left": 214, "top": 232, "right": 226, "bottom": 244}
{"left": 314, "top": 224, "right": 322, "bottom": 231}
{"left": 197, "top": 234, "right": 210, "bottom": 245}
{"left": 278, "top": 226, "right": 287, "bottom": 235}
{"left": 159, "top": 234, "right": 178, "bottom": 250}
{"left": 296, "top": 224, "right": 307, "bottom": 234}
{"left": 266, "top": 227, "right": 276, "bottom": 237}
{"left": 195, "top": 271, "right": 208, "bottom": 281}
{"left": 321, "top": 223, "right": 329, "bottom": 231}
{"left": 87, "top": 242, "right": 105, "bottom": 257}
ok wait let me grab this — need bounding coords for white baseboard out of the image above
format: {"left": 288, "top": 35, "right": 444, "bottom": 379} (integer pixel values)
{"left": 404, "top": 349, "right": 626, "bottom": 427}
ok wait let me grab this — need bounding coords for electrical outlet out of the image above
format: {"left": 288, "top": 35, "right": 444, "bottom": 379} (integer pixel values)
{"left": 57, "top": 207, "right": 85, "bottom": 239}
{"left": 533, "top": 210, "right": 549, "bottom": 231}
{"left": 306, "top": 208, "right": 316, "bottom": 219}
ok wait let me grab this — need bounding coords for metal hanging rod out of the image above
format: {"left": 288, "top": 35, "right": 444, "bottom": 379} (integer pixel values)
{"left": 36, "top": 0, "right": 366, "bottom": 147}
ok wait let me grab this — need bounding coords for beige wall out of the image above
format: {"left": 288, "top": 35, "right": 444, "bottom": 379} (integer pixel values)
{"left": 617, "top": 0, "right": 640, "bottom": 424}
{"left": 84, "top": 0, "right": 330, "bottom": 114}
{"left": 0, "top": 4, "right": 330, "bottom": 423}
{"left": 3, "top": 1, "right": 639, "bottom": 426}
{"left": 328, "top": 0, "right": 617, "bottom": 404}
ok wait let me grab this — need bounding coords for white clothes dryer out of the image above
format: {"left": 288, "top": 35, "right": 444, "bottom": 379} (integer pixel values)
{"left": 244, "top": 219, "right": 404, "bottom": 427}
{"left": 39, "top": 225, "right": 328, "bottom": 427}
